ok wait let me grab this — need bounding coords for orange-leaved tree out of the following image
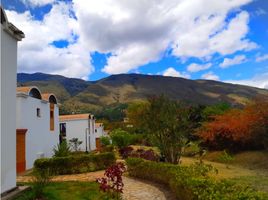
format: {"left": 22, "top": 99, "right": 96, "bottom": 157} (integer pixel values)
{"left": 198, "top": 99, "right": 268, "bottom": 151}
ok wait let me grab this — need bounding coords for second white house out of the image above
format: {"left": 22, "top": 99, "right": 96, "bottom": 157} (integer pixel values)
{"left": 16, "top": 86, "right": 59, "bottom": 172}
{"left": 59, "top": 114, "right": 105, "bottom": 152}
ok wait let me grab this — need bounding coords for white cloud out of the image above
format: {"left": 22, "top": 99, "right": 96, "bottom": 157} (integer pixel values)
{"left": 163, "top": 67, "right": 190, "bottom": 79}
{"left": 8, "top": 0, "right": 258, "bottom": 77}
{"left": 6, "top": 2, "right": 93, "bottom": 79}
{"left": 72, "top": 0, "right": 256, "bottom": 74}
{"left": 225, "top": 73, "right": 268, "bottom": 89}
{"left": 220, "top": 55, "right": 247, "bottom": 68}
{"left": 187, "top": 63, "right": 212, "bottom": 72}
{"left": 254, "top": 8, "right": 267, "bottom": 16}
{"left": 20, "top": 0, "right": 55, "bottom": 7}
{"left": 256, "top": 54, "right": 268, "bottom": 62}
{"left": 201, "top": 71, "right": 219, "bottom": 80}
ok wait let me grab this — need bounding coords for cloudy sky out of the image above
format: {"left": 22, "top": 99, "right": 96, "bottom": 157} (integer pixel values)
{"left": 2, "top": 0, "right": 268, "bottom": 88}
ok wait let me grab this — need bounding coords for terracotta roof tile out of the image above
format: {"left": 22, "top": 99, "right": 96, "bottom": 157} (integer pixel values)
{"left": 16, "top": 86, "right": 32, "bottom": 94}
{"left": 59, "top": 114, "right": 91, "bottom": 121}
{"left": 95, "top": 123, "right": 103, "bottom": 128}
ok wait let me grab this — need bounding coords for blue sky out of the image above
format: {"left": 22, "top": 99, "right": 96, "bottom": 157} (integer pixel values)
{"left": 2, "top": 0, "right": 268, "bottom": 88}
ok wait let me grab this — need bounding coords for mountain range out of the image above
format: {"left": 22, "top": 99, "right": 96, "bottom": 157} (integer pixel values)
{"left": 17, "top": 72, "right": 268, "bottom": 114}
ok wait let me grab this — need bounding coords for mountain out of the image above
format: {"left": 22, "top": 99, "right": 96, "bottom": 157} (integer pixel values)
{"left": 17, "top": 72, "right": 268, "bottom": 113}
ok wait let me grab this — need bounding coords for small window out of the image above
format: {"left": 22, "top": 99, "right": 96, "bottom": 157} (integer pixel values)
{"left": 37, "top": 108, "right": 41, "bottom": 117}
{"left": 95, "top": 129, "right": 97, "bottom": 133}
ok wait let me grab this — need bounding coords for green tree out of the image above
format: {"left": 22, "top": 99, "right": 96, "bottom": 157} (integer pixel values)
{"left": 142, "top": 95, "right": 192, "bottom": 164}
{"left": 202, "top": 102, "right": 231, "bottom": 121}
{"left": 110, "top": 129, "right": 134, "bottom": 149}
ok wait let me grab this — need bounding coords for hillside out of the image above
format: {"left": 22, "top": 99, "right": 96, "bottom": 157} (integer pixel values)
{"left": 17, "top": 73, "right": 268, "bottom": 113}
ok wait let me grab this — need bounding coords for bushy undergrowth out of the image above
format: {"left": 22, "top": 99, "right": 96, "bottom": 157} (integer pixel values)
{"left": 126, "top": 158, "right": 267, "bottom": 200}
{"left": 34, "top": 152, "right": 116, "bottom": 175}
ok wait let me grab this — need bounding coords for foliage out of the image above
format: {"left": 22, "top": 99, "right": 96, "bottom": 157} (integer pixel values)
{"left": 100, "top": 145, "right": 115, "bottom": 153}
{"left": 126, "top": 158, "right": 267, "bottom": 200}
{"left": 110, "top": 129, "right": 135, "bottom": 149}
{"left": 34, "top": 152, "right": 116, "bottom": 175}
{"left": 53, "top": 141, "right": 71, "bottom": 157}
{"left": 95, "top": 104, "right": 128, "bottom": 122}
{"left": 13, "top": 182, "right": 114, "bottom": 200}
{"left": 130, "top": 149, "right": 160, "bottom": 161}
{"left": 134, "top": 95, "right": 193, "bottom": 164}
{"left": 96, "top": 162, "right": 126, "bottom": 200}
{"left": 100, "top": 136, "right": 111, "bottom": 146}
{"left": 69, "top": 138, "right": 83, "bottom": 151}
{"left": 118, "top": 146, "right": 134, "bottom": 159}
{"left": 201, "top": 102, "right": 231, "bottom": 121}
{"left": 199, "top": 99, "right": 268, "bottom": 151}
{"left": 30, "top": 168, "right": 53, "bottom": 199}
{"left": 217, "top": 150, "right": 235, "bottom": 168}
{"left": 183, "top": 141, "right": 202, "bottom": 157}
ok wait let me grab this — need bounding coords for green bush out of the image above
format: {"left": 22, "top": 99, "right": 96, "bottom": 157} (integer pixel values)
{"left": 126, "top": 158, "right": 266, "bottom": 200}
{"left": 100, "top": 136, "right": 111, "bottom": 146}
{"left": 110, "top": 129, "right": 134, "bottom": 149}
{"left": 53, "top": 141, "right": 71, "bottom": 157}
{"left": 101, "top": 145, "right": 114, "bottom": 153}
{"left": 34, "top": 152, "right": 116, "bottom": 175}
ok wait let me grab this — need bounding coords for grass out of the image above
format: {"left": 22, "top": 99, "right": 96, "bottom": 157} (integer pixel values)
{"left": 181, "top": 150, "right": 268, "bottom": 194}
{"left": 13, "top": 182, "right": 113, "bottom": 200}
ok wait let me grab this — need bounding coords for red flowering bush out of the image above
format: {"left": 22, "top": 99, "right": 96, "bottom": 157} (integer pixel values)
{"left": 118, "top": 146, "right": 134, "bottom": 159}
{"left": 130, "top": 149, "right": 159, "bottom": 161}
{"left": 96, "top": 162, "right": 126, "bottom": 199}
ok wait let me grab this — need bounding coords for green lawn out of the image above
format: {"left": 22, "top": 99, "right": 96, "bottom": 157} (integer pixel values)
{"left": 14, "top": 182, "right": 113, "bottom": 200}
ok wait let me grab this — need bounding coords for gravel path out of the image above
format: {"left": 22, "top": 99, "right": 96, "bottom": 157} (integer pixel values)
{"left": 122, "top": 176, "right": 176, "bottom": 200}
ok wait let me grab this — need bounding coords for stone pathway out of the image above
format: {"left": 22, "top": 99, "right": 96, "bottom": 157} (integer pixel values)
{"left": 122, "top": 177, "right": 176, "bottom": 200}
{"left": 17, "top": 171, "right": 175, "bottom": 200}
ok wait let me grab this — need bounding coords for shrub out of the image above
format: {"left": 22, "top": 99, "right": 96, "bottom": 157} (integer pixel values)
{"left": 30, "top": 168, "right": 53, "bottom": 199}
{"left": 53, "top": 141, "right": 71, "bottom": 157}
{"left": 100, "top": 145, "right": 114, "bottom": 153}
{"left": 118, "top": 146, "right": 134, "bottom": 159}
{"left": 110, "top": 129, "right": 135, "bottom": 149}
{"left": 100, "top": 136, "right": 111, "bottom": 146}
{"left": 69, "top": 138, "right": 83, "bottom": 151}
{"left": 126, "top": 158, "right": 266, "bottom": 200}
{"left": 96, "top": 162, "right": 126, "bottom": 200}
{"left": 34, "top": 152, "right": 116, "bottom": 175}
{"left": 130, "top": 149, "right": 159, "bottom": 161}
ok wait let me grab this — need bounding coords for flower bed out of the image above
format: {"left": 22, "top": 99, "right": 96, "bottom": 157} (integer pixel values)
{"left": 34, "top": 152, "right": 116, "bottom": 175}
{"left": 126, "top": 158, "right": 266, "bottom": 200}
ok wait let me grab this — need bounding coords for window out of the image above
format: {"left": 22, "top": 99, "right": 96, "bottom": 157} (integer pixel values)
{"left": 50, "top": 104, "right": 54, "bottom": 131}
{"left": 95, "top": 129, "right": 97, "bottom": 133}
{"left": 36, "top": 108, "right": 41, "bottom": 117}
{"left": 59, "top": 123, "right": 66, "bottom": 144}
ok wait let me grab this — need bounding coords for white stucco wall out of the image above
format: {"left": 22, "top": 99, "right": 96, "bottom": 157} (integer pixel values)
{"left": 0, "top": 25, "right": 18, "bottom": 193}
{"left": 16, "top": 95, "right": 59, "bottom": 169}
{"left": 60, "top": 119, "right": 96, "bottom": 151}
{"left": 95, "top": 125, "right": 106, "bottom": 138}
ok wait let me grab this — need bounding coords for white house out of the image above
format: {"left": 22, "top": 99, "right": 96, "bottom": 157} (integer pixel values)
{"left": 1, "top": 6, "right": 24, "bottom": 195}
{"left": 59, "top": 114, "right": 97, "bottom": 152}
{"left": 16, "top": 86, "right": 59, "bottom": 172}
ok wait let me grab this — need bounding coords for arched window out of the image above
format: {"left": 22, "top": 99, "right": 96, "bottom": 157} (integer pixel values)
{"left": 49, "top": 95, "right": 57, "bottom": 104}
{"left": 29, "top": 88, "right": 42, "bottom": 99}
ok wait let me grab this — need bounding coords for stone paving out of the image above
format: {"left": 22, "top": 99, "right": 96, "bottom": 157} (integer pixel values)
{"left": 17, "top": 171, "right": 176, "bottom": 200}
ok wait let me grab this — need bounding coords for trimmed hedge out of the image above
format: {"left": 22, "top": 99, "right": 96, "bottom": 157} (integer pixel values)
{"left": 34, "top": 152, "right": 116, "bottom": 175}
{"left": 126, "top": 158, "right": 267, "bottom": 200}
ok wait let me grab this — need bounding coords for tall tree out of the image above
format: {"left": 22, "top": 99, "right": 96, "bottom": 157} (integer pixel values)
{"left": 142, "top": 96, "right": 192, "bottom": 164}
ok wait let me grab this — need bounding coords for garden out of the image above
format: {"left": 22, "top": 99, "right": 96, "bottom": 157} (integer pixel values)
{"left": 14, "top": 96, "right": 268, "bottom": 200}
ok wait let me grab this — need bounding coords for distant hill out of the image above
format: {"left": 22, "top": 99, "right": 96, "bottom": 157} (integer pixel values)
{"left": 17, "top": 72, "right": 268, "bottom": 114}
